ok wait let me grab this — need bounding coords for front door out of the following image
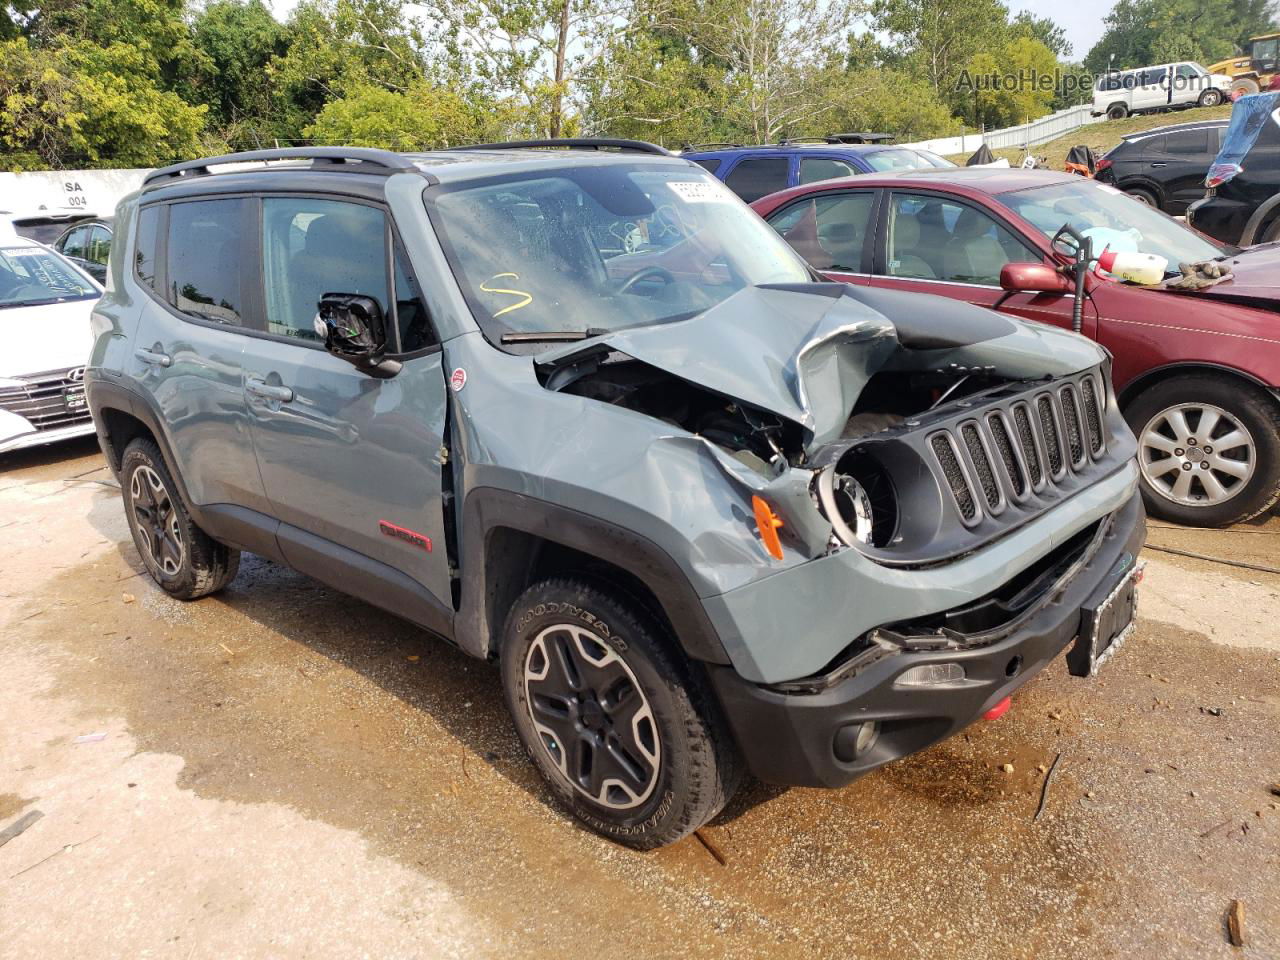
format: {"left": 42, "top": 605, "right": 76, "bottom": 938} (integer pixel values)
{"left": 861, "top": 191, "right": 1095, "bottom": 334}
{"left": 238, "top": 195, "right": 453, "bottom": 606}
{"left": 761, "top": 189, "right": 879, "bottom": 282}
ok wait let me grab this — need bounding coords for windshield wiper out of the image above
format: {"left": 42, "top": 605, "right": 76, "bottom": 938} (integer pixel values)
{"left": 501, "top": 328, "right": 608, "bottom": 344}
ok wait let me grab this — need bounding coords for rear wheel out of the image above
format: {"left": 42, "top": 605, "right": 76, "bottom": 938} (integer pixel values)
{"left": 500, "top": 577, "right": 742, "bottom": 849}
{"left": 1199, "top": 89, "right": 1224, "bottom": 107}
{"left": 1107, "top": 103, "right": 1129, "bottom": 120}
{"left": 121, "top": 438, "right": 240, "bottom": 599}
{"left": 1125, "top": 374, "right": 1280, "bottom": 527}
{"left": 1125, "top": 186, "right": 1157, "bottom": 207}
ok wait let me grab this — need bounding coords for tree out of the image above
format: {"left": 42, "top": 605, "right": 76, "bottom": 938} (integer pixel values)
{"left": 871, "top": 0, "right": 1012, "bottom": 103}
{"left": 303, "top": 82, "right": 512, "bottom": 147}
{"left": 1010, "top": 11, "right": 1070, "bottom": 58}
{"left": 190, "top": 0, "right": 287, "bottom": 142}
{"left": 1084, "top": 0, "right": 1277, "bottom": 73}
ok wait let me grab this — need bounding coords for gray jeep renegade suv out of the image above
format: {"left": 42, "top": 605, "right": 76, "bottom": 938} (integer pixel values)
{"left": 86, "top": 141, "right": 1145, "bottom": 848}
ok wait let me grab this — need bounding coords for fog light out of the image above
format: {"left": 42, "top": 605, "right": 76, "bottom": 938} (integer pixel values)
{"left": 895, "top": 662, "right": 966, "bottom": 687}
{"left": 833, "top": 720, "right": 880, "bottom": 763}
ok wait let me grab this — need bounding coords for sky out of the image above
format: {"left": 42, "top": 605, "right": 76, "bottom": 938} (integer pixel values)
{"left": 267, "top": 0, "right": 1115, "bottom": 64}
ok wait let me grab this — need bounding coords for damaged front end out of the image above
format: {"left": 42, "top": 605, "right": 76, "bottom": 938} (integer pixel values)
{"left": 536, "top": 282, "right": 1134, "bottom": 571}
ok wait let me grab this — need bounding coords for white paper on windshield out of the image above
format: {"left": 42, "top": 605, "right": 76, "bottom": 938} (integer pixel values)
{"left": 668, "top": 180, "right": 733, "bottom": 204}
{"left": 4, "top": 246, "right": 47, "bottom": 257}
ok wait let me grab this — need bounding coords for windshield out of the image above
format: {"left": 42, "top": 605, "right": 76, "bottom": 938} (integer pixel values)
{"left": 429, "top": 163, "right": 811, "bottom": 344}
{"left": 863, "top": 148, "right": 944, "bottom": 172}
{"left": 1002, "top": 180, "right": 1228, "bottom": 275}
{"left": 0, "top": 245, "right": 97, "bottom": 308}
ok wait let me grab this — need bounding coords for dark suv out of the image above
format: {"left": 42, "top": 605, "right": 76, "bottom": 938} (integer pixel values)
{"left": 86, "top": 142, "right": 1144, "bottom": 848}
{"left": 1095, "top": 119, "right": 1228, "bottom": 213}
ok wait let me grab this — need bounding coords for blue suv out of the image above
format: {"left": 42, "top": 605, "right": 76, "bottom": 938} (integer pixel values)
{"left": 681, "top": 136, "right": 955, "bottom": 202}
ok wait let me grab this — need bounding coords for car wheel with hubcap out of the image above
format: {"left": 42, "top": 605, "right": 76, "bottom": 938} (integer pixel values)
{"left": 1107, "top": 103, "right": 1129, "bottom": 120}
{"left": 500, "top": 577, "right": 742, "bottom": 848}
{"left": 1124, "top": 374, "right": 1280, "bottom": 527}
{"left": 1199, "top": 89, "right": 1223, "bottom": 107}
{"left": 121, "top": 438, "right": 240, "bottom": 599}
{"left": 1125, "top": 187, "right": 1157, "bottom": 207}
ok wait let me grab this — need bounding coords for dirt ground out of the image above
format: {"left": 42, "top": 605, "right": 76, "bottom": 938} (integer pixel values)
{"left": 2, "top": 437, "right": 1277, "bottom": 960}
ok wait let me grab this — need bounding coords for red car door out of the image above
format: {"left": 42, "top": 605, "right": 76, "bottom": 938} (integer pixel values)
{"left": 861, "top": 190, "right": 1100, "bottom": 338}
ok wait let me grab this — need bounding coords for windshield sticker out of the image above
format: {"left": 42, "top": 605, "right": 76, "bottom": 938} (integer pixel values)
{"left": 667, "top": 180, "right": 731, "bottom": 204}
{"left": 480, "top": 273, "right": 533, "bottom": 317}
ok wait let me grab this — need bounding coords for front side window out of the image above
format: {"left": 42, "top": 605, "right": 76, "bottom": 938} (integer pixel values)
{"left": 723, "top": 158, "right": 789, "bottom": 202}
{"left": 766, "top": 192, "right": 875, "bottom": 272}
{"left": 0, "top": 245, "right": 98, "bottom": 307}
{"left": 261, "top": 197, "right": 390, "bottom": 342}
{"left": 799, "top": 157, "right": 856, "bottom": 185}
{"left": 1002, "top": 179, "right": 1228, "bottom": 276}
{"left": 887, "top": 193, "right": 1037, "bottom": 285}
{"left": 862, "top": 149, "right": 938, "bottom": 172}
{"left": 430, "top": 164, "right": 810, "bottom": 346}
{"left": 166, "top": 199, "right": 250, "bottom": 326}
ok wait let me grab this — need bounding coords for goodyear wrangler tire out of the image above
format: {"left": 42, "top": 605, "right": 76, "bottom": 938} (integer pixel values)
{"left": 500, "top": 577, "right": 743, "bottom": 849}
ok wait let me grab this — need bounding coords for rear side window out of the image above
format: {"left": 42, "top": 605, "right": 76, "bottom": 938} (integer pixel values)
{"left": 134, "top": 207, "right": 160, "bottom": 290}
{"left": 691, "top": 157, "right": 722, "bottom": 174}
{"left": 724, "top": 157, "right": 789, "bottom": 202}
{"left": 261, "top": 197, "right": 389, "bottom": 342}
{"left": 799, "top": 157, "right": 856, "bottom": 184}
{"left": 166, "top": 198, "right": 250, "bottom": 326}
{"left": 1165, "top": 129, "right": 1210, "bottom": 155}
{"left": 766, "top": 193, "right": 875, "bottom": 272}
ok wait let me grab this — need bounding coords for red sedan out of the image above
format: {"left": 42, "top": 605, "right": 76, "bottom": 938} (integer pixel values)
{"left": 752, "top": 168, "right": 1280, "bottom": 527}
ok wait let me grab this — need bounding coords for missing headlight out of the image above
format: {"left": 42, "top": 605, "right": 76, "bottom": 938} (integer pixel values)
{"left": 815, "top": 448, "right": 898, "bottom": 548}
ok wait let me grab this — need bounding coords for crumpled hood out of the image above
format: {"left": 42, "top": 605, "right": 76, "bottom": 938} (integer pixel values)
{"left": 538, "top": 283, "right": 1107, "bottom": 451}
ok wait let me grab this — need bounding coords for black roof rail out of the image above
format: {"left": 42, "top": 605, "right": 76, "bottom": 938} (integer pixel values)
{"left": 680, "top": 141, "right": 744, "bottom": 151}
{"left": 453, "top": 138, "right": 672, "bottom": 156}
{"left": 777, "top": 137, "right": 831, "bottom": 145}
{"left": 826, "top": 132, "right": 894, "bottom": 144}
{"left": 142, "top": 147, "right": 420, "bottom": 186}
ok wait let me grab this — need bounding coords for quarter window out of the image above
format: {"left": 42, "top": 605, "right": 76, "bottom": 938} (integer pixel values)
{"left": 261, "top": 198, "right": 390, "bottom": 342}
{"left": 724, "top": 157, "right": 789, "bottom": 202}
{"left": 887, "top": 193, "right": 1037, "bottom": 285}
{"left": 766, "top": 193, "right": 874, "bottom": 272}
{"left": 134, "top": 207, "right": 160, "bottom": 290}
{"left": 691, "top": 157, "right": 722, "bottom": 174}
{"left": 166, "top": 199, "right": 250, "bottom": 326}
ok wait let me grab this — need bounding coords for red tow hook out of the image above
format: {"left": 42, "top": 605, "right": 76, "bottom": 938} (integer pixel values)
{"left": 983, "top": 696, "right": 1012, "bottom": 721}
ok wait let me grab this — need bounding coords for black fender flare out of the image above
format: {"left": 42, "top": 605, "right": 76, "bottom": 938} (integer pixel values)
{"left": 455, "top": 486, "right": 731, "bottom": 667}
{"left": 1240, "top": 192, "right": 1280, "bottom": 246}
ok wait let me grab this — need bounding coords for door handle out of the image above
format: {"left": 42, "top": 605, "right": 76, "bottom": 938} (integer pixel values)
{"left": 1150, "top": 161, "right": 1168, "bottom": 167}
{"left": 134, "top": 348, "right": 172, "bottom": 367}
{"left": 245, "top": 378, "right": 295, "bottom": 403}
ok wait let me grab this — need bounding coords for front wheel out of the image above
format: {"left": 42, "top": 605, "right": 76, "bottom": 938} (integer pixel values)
{"left": 500, "top": 577, "right": 742, "bottom": 848}
{"left": 1125, "top": 374, "right": 1280, "bottom": 527}
{"left": 1199, "top": 89, "right": 1224, "bottom": 107}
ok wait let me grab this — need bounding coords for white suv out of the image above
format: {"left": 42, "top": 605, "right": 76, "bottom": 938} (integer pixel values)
{"left": 1093, "top": 62, "right": 1232, "bottom": 120}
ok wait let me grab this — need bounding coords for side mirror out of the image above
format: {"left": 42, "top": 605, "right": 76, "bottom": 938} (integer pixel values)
{"left": 999, "top": 262, "right": 1073, "bottom": 294}
{"left": 314, "top": 293, "right": 401, "bottom": 379}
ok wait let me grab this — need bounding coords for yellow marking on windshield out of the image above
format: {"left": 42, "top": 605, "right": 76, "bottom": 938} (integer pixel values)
{"left": 480, "top": 273, "right": 533, "bottom": 317}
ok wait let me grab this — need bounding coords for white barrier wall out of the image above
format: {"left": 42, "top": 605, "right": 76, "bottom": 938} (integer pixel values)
{"left": 0, "top": 168, "right": 152, "bottom": 221}
{"left": 904, "top": 104, "right": 1104, "bottom": 156}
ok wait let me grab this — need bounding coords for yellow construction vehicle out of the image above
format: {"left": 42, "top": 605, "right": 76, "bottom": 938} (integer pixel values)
{"left": 1207, "top": 33, "right": 1280, "bottom": 96}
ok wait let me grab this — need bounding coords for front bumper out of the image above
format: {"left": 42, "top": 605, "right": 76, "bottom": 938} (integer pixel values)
{"left": 0, "top": 417, "right": 97, "bottom": 455}
{"left": 708, "top": 492, "right": 1145, "bottom": 789}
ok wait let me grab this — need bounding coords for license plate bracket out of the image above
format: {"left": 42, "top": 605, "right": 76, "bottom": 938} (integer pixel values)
{"left": 1067, "top": 557, "right": 1142, "bottom": 678}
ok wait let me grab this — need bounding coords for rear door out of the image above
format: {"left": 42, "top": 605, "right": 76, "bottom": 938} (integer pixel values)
{"left": 761, "top": 189, "right": 879, "bottom": 282}
{"left": 1145, "top": 127, "right": 1218, "bottom": 213}
{"left": 238, "top": 194, "right": 453, "bottom": 607}
{"left": 128, "top": 197, "right": 271, "bottom": 513}
{"left": 1134, "top": 67, "right": 1170, "bottom": 111}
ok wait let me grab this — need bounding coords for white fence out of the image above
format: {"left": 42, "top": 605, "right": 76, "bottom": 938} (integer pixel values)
{"left": 904, "top": 104, "right": 1103, "bottom": 156}
{"left": 0, "top": 168, "right": 150, "bottom": 223}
